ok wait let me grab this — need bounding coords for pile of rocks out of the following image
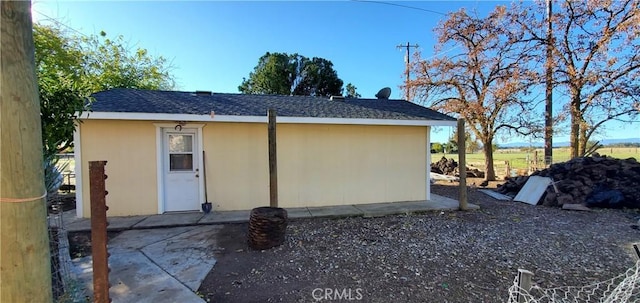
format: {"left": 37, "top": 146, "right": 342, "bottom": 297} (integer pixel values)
{"left": 431, "top": 157, "right": 458, "bottom": 175}
{"left": 431, "top": 157, "right": 485, "bottom": 178}
{"left": 496, "top": 154, "right": 640, "bottom": 208}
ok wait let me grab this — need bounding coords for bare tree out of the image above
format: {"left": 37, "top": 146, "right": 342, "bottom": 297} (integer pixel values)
{"left": 517, "top": 0, "right": 640, "bottom": 157}
{"left": 409, "top": 6, "right": 539, "bottom": 181}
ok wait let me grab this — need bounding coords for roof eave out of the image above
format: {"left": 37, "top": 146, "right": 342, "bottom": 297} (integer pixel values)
{"left": 78, "top": 111, "right": 457, "bottom": 127}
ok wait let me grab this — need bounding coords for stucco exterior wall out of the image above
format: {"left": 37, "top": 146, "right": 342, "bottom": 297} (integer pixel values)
{"left": 277, "top": 124, "right": 427, "bottom": 207}
{"left": 202, "top": 123, "right": 269, "bottom": 210}
{"left": 79, "top": 120, "right": 158, "bottom": 217}
{"left": 79, "top": 120, "right": 428, "bottom": 216}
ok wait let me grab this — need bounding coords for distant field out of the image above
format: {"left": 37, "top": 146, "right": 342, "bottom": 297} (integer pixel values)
{"left": 433, "top": 147, "right": 639, "bottom": 176}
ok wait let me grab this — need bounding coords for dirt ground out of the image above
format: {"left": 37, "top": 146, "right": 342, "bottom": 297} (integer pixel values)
{"left": 197, "top": 180, "right": 640, "bottom": 303}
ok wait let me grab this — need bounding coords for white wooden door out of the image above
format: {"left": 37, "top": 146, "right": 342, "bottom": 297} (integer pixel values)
{"left": 163, "top": 129, "right": 200, "bottom": 212}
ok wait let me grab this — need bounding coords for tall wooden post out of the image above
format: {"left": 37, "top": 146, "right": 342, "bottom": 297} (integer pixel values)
{"left": 0, "top": 1, "right": 54, "bottom": 301}
{"left": 544, "top": 0, "right": 554, "bottom": 166}
{"left": 457, "top": 119, "right": 468, "bottom": 210}
{"left": 268, "top": 109, "right": 278, "bottom": 207}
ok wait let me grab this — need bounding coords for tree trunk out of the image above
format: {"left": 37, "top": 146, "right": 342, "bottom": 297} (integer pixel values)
{"left": 482, "top": 139, "right": 496, "bottom": 181}
{"left": 578, "top": 120, "right": 588, "bottom": 156}
{"left": 569, "top": 95, "right": 581, "bottom": 158}
{"left": 0, "top": 1, "right": 53, "bottom": 302}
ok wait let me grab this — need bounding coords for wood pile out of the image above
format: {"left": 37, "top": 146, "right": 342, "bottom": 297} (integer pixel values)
{"left": 496, "top": 154, "right": 640, "bottom": 208}
{"left": 431, "top": 157, "right": 485, "bottom": 178}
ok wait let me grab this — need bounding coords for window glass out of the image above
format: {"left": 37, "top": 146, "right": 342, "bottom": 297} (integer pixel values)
{"left": 169, "top": 154, "right": 193, "bottom": 171}
{"left": 169, "top": 134, "right": 193, "bottom": 153}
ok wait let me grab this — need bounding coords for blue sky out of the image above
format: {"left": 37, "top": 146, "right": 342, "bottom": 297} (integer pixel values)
{"left": 32, "top": 1, "right": 638, "bottom": 144}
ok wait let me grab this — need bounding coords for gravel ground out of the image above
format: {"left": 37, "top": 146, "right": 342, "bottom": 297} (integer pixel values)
{"left": 198, "top": 181, "right": 640, "bottom": 303}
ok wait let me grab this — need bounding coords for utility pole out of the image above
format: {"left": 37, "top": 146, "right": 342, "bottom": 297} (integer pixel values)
{"left": 397, "top": 42, "right": 419, "bottom": 101}
{"left": 544, "top": 0, "right": 554, "bottom": 166}
{"left": 1, "top": 1, "right": 54, "bottom": 302}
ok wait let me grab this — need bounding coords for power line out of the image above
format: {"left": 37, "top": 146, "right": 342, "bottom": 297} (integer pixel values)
{"left": 351, "top": 0, "right": 446, "bottom": 16}
{"left": 32, "top": 9, "right": 88, "bottom": 38}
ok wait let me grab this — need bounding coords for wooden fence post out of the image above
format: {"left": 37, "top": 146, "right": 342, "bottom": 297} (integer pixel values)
{"left": 457, "top": 119, "right": 468, "bottom": 210}
{"left": 268, "top": 109, "right": 278, "bottom": 207}
{"left": 0, "top": 1, "right": 53, "bottom": 301}
{"left": 516, "top": 268, "right": 534, "bottom": 303}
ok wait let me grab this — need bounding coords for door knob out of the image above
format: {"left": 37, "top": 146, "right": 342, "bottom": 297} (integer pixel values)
{"left": 195, "top": 174, "right": 199, "bottom": 178}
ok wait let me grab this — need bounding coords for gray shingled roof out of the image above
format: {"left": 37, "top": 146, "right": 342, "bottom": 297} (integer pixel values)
{"left": 90, "top": 88, "right": 456, "bottom": 121}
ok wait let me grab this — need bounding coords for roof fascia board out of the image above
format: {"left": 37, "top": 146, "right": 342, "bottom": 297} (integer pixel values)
{"left": 79, "top": 112, "right": 457, "bottom": 127}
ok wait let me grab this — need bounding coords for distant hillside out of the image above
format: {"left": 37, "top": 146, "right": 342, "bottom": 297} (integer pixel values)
{"left": 498, "top": 138, "right": 640, "bottom": 148}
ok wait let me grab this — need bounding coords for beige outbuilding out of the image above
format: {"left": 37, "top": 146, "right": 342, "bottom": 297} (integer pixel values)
{"left": 74, "top": 89, "right": 456, "bottom": 217}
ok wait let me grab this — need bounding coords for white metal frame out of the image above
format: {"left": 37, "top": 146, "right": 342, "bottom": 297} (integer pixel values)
{"left": 73, "top": 124, "right": 83, "bottom": 218}
{"left": 426, "top": 126, "right": 431, "bottom": 201}
{"left": 154, "top": 123, "right": 205, "bottom": 214}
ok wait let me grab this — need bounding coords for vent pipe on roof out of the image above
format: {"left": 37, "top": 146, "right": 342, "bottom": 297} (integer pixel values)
{"left": 195, "top": 90, "right": 212, "bottom": 96}
{"left": 330, "top": 95, "right": 345, "bottom": 101}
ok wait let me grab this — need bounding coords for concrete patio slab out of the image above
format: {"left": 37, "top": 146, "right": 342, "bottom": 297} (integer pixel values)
{"left": 72, "top": 251, "right": 205, "bottom": 303}
{"left": 356, "top": 201, "right": 432, "bottom": 218}
{"left": 134, "top": 212, "right": 204, "bottom": 228}
{"left": 108, "top": 226, "right": 197, "bottom": 254}
{"left": 107, "top": 215, "right": 148, "bottom": 230}
{"left": 430, "top": 194, "right": 480, "bottom": 210}
{"left": 111, "top": 252, "right": 205, "bottom": 303}
{"left": 307, "top": 205, "right": 363, "bottom": 218}
{"left": 141, "top": 225, "right": 221, "bottom": 291}
{"left": 285, "top": 207, "right": 312, "bottom": 219}
{"left": 66, "top": 219, "right": 91, "bottom": 232}
{"left": 72, "top": 225, "right": 221, "bottom": 302}
{"left": 198, "top": 210, "right": 250, "bottom": 224}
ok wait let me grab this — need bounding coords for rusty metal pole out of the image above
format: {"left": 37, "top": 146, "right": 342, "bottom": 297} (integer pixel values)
{"left": 89, "top": 161, "right": 110, "bottom": 303}
{"left": 457, "top": 119, "right": 468, "bottom": 210}
{"left": 268, "top": 109, "right": 278, "bottom": 207}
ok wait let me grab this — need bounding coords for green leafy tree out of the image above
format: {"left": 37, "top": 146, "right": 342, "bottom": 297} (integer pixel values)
{"left": 82, "top": 31, "right": 175, "bottom": 91}
{"left": 344, "top": 83, "right": 361, "bottom": 98}
{"left": 34, "top": 24, "right": 175, "bottom": 158}
{"left": 443, "top": 142, "right": 457, "bottom": 154}
{"left": 431, "top": 142, "right": 444, "bottom": 153}
{"left": 239, "top": 52, "right": 344, "bottom": 97}
{"left": 34, "top": 24, "right": 90, "bottom": 158}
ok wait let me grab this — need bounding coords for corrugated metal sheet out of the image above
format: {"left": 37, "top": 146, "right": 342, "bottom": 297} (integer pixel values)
{"left": 514, "top": 176, "right": 552, "bottom": 205}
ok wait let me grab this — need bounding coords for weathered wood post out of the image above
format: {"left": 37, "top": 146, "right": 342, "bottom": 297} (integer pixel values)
{"left": 457, "top": 119, "right": 468, "bottom": 210}
{"left": 268, "top": 109, "right": 278, "bottom": 207}
{"left": 0, "top": 1, "right": 54, "bottom": 301}
{"left": 247, "top": 109, "right": 287, "bottom": 250}
{"left": 515, "top": 269, "right": 534, "bottom": 303}
{"left": 89, "top": 161, "right": 110, "bottom": 303}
